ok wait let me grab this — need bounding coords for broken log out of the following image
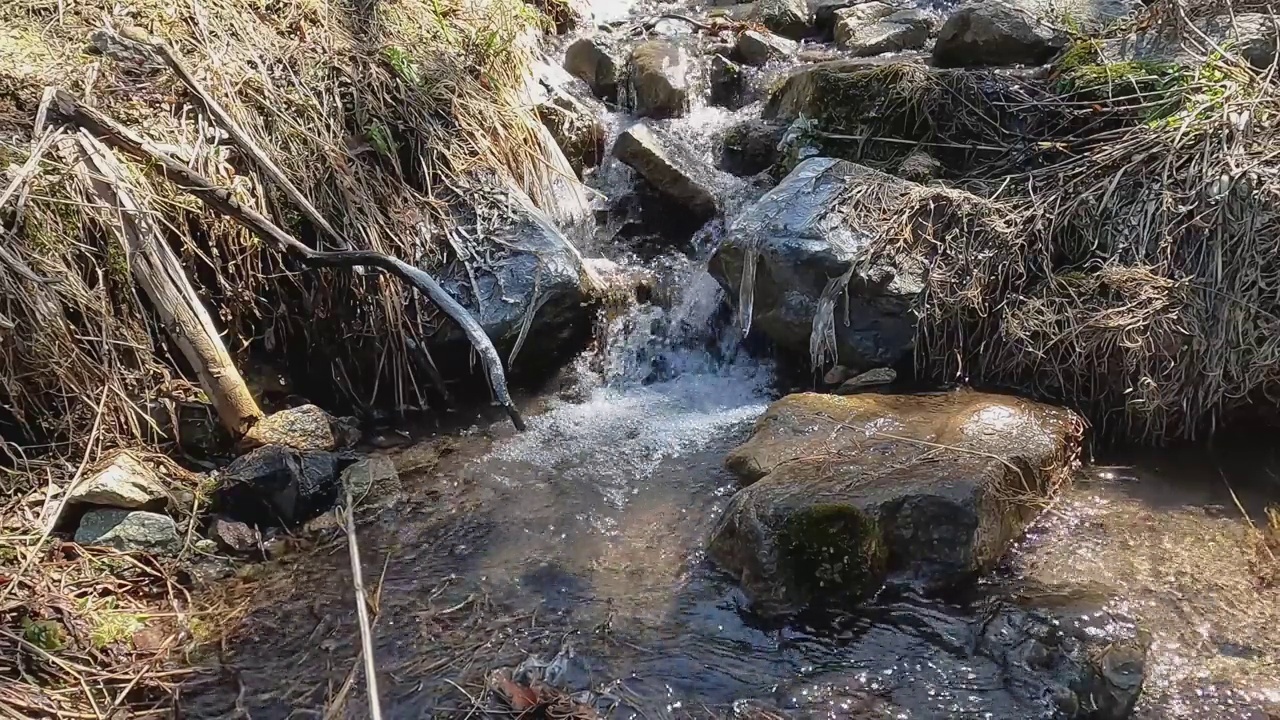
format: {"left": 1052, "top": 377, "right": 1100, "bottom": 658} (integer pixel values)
{"left": 66, "top": 129, "right": 264, "bottom": 436}
{"left": 50, "top": 89, "right": 526, "bottom": 431}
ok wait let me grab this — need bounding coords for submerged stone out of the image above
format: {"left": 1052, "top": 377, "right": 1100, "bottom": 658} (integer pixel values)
{"left": 708, "top": 390, "right": 1084, "bottom": 617}
{"left": 709, "top": 55, "right": 749, "bottom": 110}
{"left": 719, "top": 118, "right": 786, "bottom": 177}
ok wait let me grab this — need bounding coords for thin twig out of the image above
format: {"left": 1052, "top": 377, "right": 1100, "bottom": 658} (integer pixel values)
{"left": 345, "top": 487, "right": 383, "bottom": 720}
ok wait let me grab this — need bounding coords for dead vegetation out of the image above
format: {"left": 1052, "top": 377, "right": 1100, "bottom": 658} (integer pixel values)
{"left": 815, "top": 2, "right": 1280, "bottom": 444}
{"left": 0, "top": 0, "right": 570, "bottom": 714}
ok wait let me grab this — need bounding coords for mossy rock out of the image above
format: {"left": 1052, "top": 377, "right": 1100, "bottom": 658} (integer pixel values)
{"left": 708, "top": 390, "right": 1085, "bottom": 617}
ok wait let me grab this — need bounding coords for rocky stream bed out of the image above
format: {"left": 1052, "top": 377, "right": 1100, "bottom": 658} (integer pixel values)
{"left": 45, "top": 0, "right": 1280, "bottom": 716}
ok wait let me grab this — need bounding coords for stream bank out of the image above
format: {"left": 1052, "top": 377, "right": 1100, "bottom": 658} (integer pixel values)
{"left": 4, "top": 0, "right": 1280, "bottom": 715}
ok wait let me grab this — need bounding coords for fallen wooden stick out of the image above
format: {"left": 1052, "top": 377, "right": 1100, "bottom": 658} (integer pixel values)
{"left": 50, "top": 89, "right": 526, "bottom": 430}
{"left": 344, "top": 487, "right": 383, "bottom": 720}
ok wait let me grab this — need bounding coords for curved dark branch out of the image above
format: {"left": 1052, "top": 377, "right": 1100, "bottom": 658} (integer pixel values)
{"left": 51, "top": 89, "right": 526, "bottom": 430}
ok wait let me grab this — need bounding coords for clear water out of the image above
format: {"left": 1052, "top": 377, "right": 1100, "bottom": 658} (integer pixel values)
{"left": 180, "top": 0, "right": 1280, "bottom": 716}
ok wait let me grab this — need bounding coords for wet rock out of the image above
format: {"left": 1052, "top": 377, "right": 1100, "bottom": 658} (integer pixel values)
{"left": 719, "top": 119, "right": 786, "bottom": 177}
{"left": 67, "top": 450, "right": 167, "bottom": 509}
{"left": 208, "top": 516, "right": 258, "bottom": 554}
{"left": 837, "top": 9, "right": 934, "bottom": 56}
{"left": 822, "top": 365, "right": 851, "bottom": 385}
{"left": 735, "top": 30, "right": 798, "bottom": 66}
{"left": 342, "top": 455, "right": 399, "bottom": 500}
{"left": 75, "top": 509, "right": 182, "bottom": 555}
{"left": 707, "top": 157, "right": 921, "bottom": 369}
{"left": 834, "top": 366, "right": 896, "bottom": 393}
{"left": 536, "top": 81, "right": 607, "bottom": 176}
{"left": 707, "top": 390, "right": 1085, "bottom": 617}
{"left": 976, "top": 596, "right": 1149, "bottom": 720}
{"left": 830, "top": 2, "right": 896, "bottom": 44}
{"left": 613, "top": 121, "right": 719, "bottom": 222}
{"left": 753, "top": 0, "right": 810, "bottom": 39}
{"left": 434, "top": 180, "right": 594, "bottom": 360}
{"left": 1099, "top": 13, "right": 1280, "bottom": 70}
{"left": 709, "top": 55, "right": 749, "bottom": 110}
{"left": 241, "top": 404, "right": 336, "bottom": 452}
{"left": 332, "top": 415, "right": 361, "bottom": 448}
{"left": 214, "top": 445, "right": 345, "bottom": 527}
{"left": 896, "top": 150, "right": 942, "bottom": 183}
{"left": 625, "top": 41, "right": 692, "bottom": 119}
{"left": 563, "top": 36, "right": 620, "bottom": 101}
{"left": 933, "top": 0, "right": 1069, "bottom": 68}
{"left": 812, "top": 0, "right": 873, "bottom": 38}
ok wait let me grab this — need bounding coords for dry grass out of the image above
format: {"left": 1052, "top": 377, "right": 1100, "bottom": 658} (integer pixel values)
{"left": 833, "top": 9, "right": 1280, "bottom": 444}
{"left": 1, "top": 0, "right": 568, "bottom": 714}
{"left": 1, "top": 0, "right": 559, "bottom": 458}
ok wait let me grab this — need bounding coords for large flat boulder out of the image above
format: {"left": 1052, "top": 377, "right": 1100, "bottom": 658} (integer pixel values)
{"left": 837, "top": 10, "right": 933, "bottom": 56}
{"left": 708, "top": 390, "right": 1085, "bottom": 617}
{"left": 707, "top": 157, "right": 922, "bottom": 370}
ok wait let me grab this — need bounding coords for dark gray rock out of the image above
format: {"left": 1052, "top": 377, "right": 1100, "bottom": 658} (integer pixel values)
{"left": 214, "top": 445, "right": 345, "bottom": 527}
{"left": 434, "top": 180, "right": 594, "bottom": 358}
{"left": 719, "top": 119, "right": 786, "bottom": 176}
{"left": 613, "top": 121, "right": 720, "bottom": 221}
{"left": 709, "top": 55, "right": 749, "bottom": 110}
{"left": 75, "top": 509, "right": 182, "bottom": 555}
{"left": 753, "top": 0, "right": 810, "bottom": 39}
{"left": 625, "top": 41, "right": 692, "bottom": 119}
{"left": 1099, "top": 13, "right": 1280, "bottom": 70}
{"left": 708, "top": 157, "right": 921, "bottom": 369}
{"left": 564, "top": 36, "right": 621, "bottom": 101}
{"left": 208, "top": 516, "right": 258, "bottom": 553}
{"left": 735, "top": 29, "right": 798, "bottom": 66}
{"left": 836, "top": 11, "right": 932, "bottom": 55}
{"left": 933, "top": 0, "right": 1069, "bottom": 67}
{"left": 536, "top": 80, "right": 608, "bottom": 176}
{"left": 707, "top": 390, "right": 1085, "bottom": 617}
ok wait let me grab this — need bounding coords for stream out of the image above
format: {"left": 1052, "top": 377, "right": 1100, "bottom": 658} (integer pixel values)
{"left": 180, "top": 0, "right": 1280, "bottom": 717}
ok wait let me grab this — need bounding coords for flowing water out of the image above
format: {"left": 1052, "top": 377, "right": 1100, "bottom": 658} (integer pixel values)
{"left": 181, "top": 1, "right": 1280, "bottom": 717}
